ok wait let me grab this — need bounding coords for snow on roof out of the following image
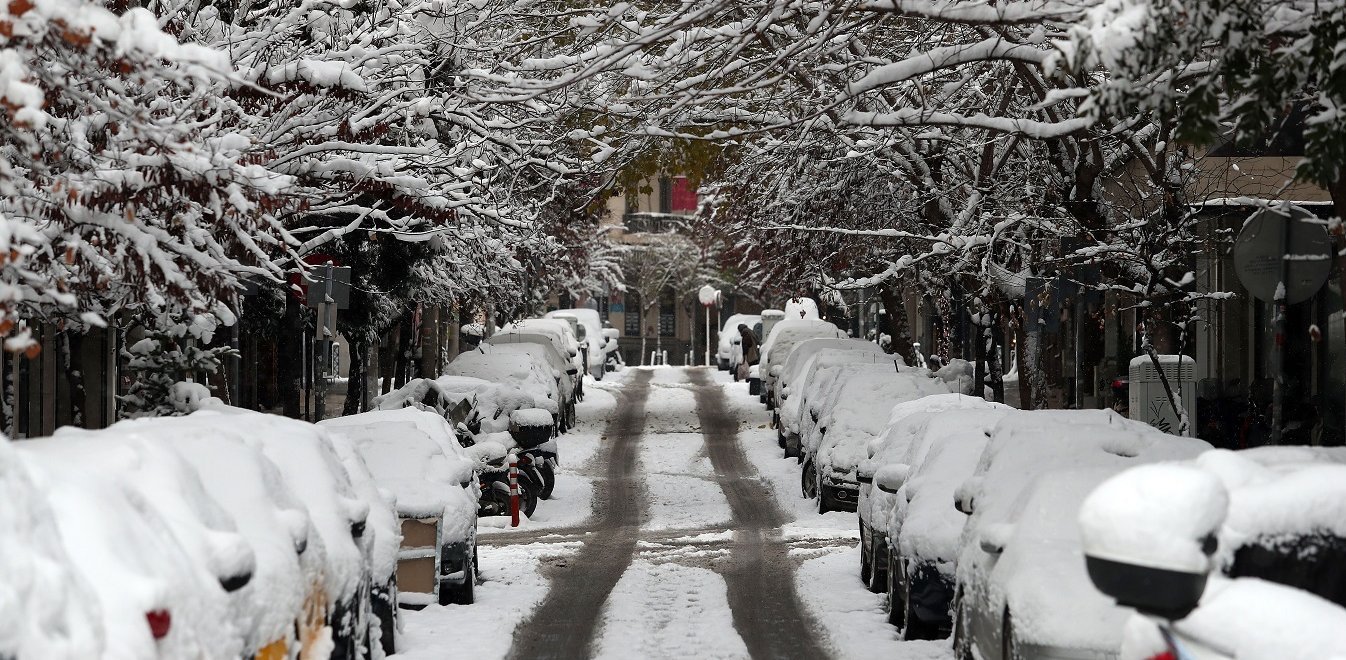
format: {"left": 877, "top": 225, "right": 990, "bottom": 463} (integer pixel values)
{"left": 998, "top": 467, "right": 1144, "bottom": 651}
{"left": 126, "top": 418, "right": 313, "bottom": 653}
{"left": 780, "top": 349, "right": 894, "bottom": 435}
{"left": 0, "top": 438, "right": 103, "bottom": 659}
{"left": 761, "top": 319, "right": 845, "bottom": 360}
{"left": 448, "top": 349, "right": 560, "bottom": 413}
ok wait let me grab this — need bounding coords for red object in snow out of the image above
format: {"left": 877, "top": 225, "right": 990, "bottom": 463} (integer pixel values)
{"left": 146, "top": 609, "right": 172, "bottom": 639}
{"left": 509, "top": 457, "right": 520, "bottom": 527}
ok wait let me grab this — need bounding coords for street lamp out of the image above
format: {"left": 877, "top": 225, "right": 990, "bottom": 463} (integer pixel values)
{"left": 698, "top": 285, "right": 719, "bottom": 367}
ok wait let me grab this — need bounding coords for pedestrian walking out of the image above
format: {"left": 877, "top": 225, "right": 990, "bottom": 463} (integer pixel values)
{"left": 736, "top": 323, "right": 759, "bottom": 381}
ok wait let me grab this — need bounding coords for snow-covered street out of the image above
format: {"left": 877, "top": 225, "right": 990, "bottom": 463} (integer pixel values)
{"left": 394, "top": 367, "right": 951, "bottom": 659}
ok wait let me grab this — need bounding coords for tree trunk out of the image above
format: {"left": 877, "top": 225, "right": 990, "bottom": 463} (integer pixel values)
{"left": 441, "top": 305, "right": 459, "bottom": 369}
{"left": 60, "top": 331, "right": 85, "bottom": 427}
{"left": 343, "top": 341, "right": 365, "bottom": 416}
{"left": 419, "top": 305, "right": 439, "bottom": 379}
{"left": 366, "top": 340, "right": 381, "bottom": 410}
{"left": 280, "top": 296, "right": 304, "bottom": 418}
{"left": 878, "top": 285, "right": 917, "bottom": 365}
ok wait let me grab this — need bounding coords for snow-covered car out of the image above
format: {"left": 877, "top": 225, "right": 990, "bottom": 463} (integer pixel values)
{"left": 376, "top": 375, "right": 534, "bottom": 436}
{"left": 875, "top": 408, "right": 1013, "bottom": 638}
{"left": 717, "top": 313, "right": 760, "bottom": 370}
{"left": 505, "top": 318, "right": 583, "bottom": 391}
{"left": 778, "top": 348, "right": 896, "bottom": 458}
{"left": 191, "top": 409, "right": 377, "bottom": 660}
{"left": 771, "top": 337, "right": 885, "bottom": 435}
{"left": 545, "top": 308, "right": 608, "bottom": 379}
{"left": 15, "top": 438, "right": 243, "bottom": 659}
{"left": 448, "top": 348, "right": 563, "bottom": 423}
{"left": 160, "top": 421, "right": 326, "bottom": 660}
{"left": 1, "top": 437, "right": 103, "bottom": 659}
{"left": 320, "top": 431, "right": 401, "bottom": 654}
{"left": 483, "top": 334, "right": 577, "bottom": 429}
{"left": 852, "top": 394, "right": 1008, "bottom": 595}
{"left": 952, "top": 411, "right": 1210, "bottom": 660}
{"left": 321, "top": 408, "right": 480, "bottom": 609}
{"left": 758, "top": 318, "right": 848, "bottom": 409}
{"left": 800, "top": 365, "right": 953, "bottom": 513}
{"left": 1081, "top": 450, "right": 1346, "bottom": 660}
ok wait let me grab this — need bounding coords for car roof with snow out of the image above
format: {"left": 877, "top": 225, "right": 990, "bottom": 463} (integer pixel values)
{"left": 760, "top": 319, "right": 846, "bottom": 364}
{"left": 869, "top": 393, "right": 1010, "bottom": 465}
{"left": 813, "top": 369, "right": 954, "bottom": 473}
{"left": 507, "top": 319, "right": 579, "bottom": 357}
{"left": 188, "top": 408, "right": 371, "bottom": 603}
{"left": 31, "top": 424, "right": 256, "bottom": 592}
{"left": 778, "top": 338, "right": 884, "bottom": 393}
{"left": 321, "top": 410, "right": 477, "bottom": 521}
{"left": 962, "top": 411, "right": 1211, "bottom": 544}
{"left": 448, "top": 349, "right": 560, "bottom": 412}
{"left": 17, "top": 440, "right": 243, "bottom": 658}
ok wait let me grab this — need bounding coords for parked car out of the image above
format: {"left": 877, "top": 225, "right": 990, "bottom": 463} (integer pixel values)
{"left": 545, "top": 308, "right": 608, "bottom": 379}
{"left": 483, "top": 334, "right": 576, "bottom": 429}
{"left": 1076, "top": 452, "right": 1346, "bottom": 660}
{"left": 758, "top": 318, "right": 848, "bottom": 408}
{"left": 800, "top": 365, "right": 953, "bottom": 513}
{"left": 717, "top": 313, "right": 761, "bottom": 371}
{"left": 1080, "top": 462, "right": 1346, "bottom": 660}
{"left": 0, "top": 437, "right": 103, "bottom": 659}
{"left": 321, "top": 408, "right": 480, "bottom": 609}
{"left": 448, "top": 349, "right": 564, "bottom": 428}
{"left": 217, "top": 411, "right": 378, "bottom": 660}
{"left": 772, "top": 337, "right": 885, "bottom": 437}
{"left": 853, "top": 393, "right": 1008, "bottom": 594}
{"left": 163, "top": 421, "right": 328, "bottom": 660}
{"left": 872, "top": 408, "right": 1013, "bottom": 638}
{"left": 778, "top": 348, "right": 895, "bottom": 458}
{"left": 15, "top": 440, "right": 241, "bottom": 659}
{"left": 783, "top": 297, "right": 820, "bottom": 320}
{"left": 952, "top": 411, "right": 1210, "bottom": 660}
{"left": 505, "top": 318, "right": 583, "bottom": 396}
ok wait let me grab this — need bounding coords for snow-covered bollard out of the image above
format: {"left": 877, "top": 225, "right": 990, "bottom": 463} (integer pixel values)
{"left": 509, "top": 456, "right": 520, "bottom": 528}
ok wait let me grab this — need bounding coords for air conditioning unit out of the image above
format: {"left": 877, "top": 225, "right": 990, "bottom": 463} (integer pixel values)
{"left": 1128, "top": 354, "right": 1197, "bottom": 437}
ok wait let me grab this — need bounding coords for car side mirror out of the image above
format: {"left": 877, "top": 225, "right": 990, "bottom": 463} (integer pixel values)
{"left": 1079, "top": 464, "right": 1228, "bottom": 620}
{"left": 954, "top": 478, "right": 981, "bottom": 515}
{"left": 979, "top": 523, "right": 1012, "bottom": 554}
{"left": 874, "top": 464, "right": 910, "bottom": 494}
{"left": 856, "top": 460, "right": 877, "bottom": 485}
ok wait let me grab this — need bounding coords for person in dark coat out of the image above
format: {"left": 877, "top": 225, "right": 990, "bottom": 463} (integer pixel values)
{"left": 738, "top": 324, "right": 760, "bottom": 366}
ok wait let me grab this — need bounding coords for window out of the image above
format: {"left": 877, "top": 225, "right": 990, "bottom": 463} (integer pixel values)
{"left": 659, "top": 288, "right": 676, "bottom": 337}
{"left": 625, "top": 292, "right": 642, "bottom": 337}
{"left": 658, "top": 177, "right": 672, "bottom": 214}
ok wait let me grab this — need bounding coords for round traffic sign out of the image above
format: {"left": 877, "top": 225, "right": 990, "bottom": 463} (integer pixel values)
{"left": 1232, "top": 206, "right": 1332, "bottom": 304}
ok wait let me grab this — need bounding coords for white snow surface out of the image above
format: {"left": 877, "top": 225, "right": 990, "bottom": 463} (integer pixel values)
{"left": 593, "top": 560, "right": 748, "bottom": 660}
{"left": 1124, "top": 576, "right": 1346, "bottom": 660}
{"left": 811, "top": 367, "right": 954, "bottom": 478}
{"left": 0, "top": 438, "right": 103, "bottom": 660}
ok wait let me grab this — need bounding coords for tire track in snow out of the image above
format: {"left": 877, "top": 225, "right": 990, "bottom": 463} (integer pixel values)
{"left": 505, "top": 369, "right": 652, "bottom": 660}
{"left": 688, "top": 368, "right": 833, "bottom": 660}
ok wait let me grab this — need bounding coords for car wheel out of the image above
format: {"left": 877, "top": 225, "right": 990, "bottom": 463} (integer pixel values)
{"left": 776, "top": 428, "right": 786, "bottom": 448}
{"left": 817, "top": 484, "right": 830, "bottom": 514}
{"left": 800, "top": 461, "right": 813, "bottom": 499}
{"left": 866, "top": 535, "right": 886, "bottom": 593}
{"left": 886, "top": 551, "right": 904, "bottom": 628}
{"left": 952, "top": 592, "right": 972, "bottom": 660}
{"left": 1002, "top": 609, "right": 1018, "bottom": 660}
{"left": 439, "top": 551, "right": 476, "bottom": 606}
{"left": 860, "top": 524, "right": 873, "bottom": 586}
{"left": 899, "top": 568, "right": 936, "bottom": 641}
